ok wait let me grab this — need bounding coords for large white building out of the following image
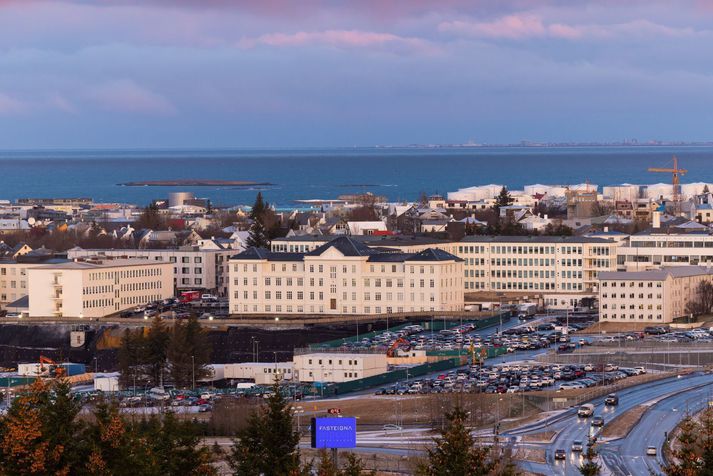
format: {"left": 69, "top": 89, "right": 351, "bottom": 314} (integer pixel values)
{"left": 28, "top": 257, "right": 173, "bottom": 318}
{"left": 68, "top": 247, "right": 234, "bottom": 296}
{"left": 270, "top": 235, "right": 618, "bottom": 308}
{"left": 0, "top": 257, "right": 68, "bottom": 309}
{"left": 292, "top": 352, "right": 388, "bottom": 383}
{"left": 230, "top": 236, "right": 464, "bottom": 316}
{"left": 618, "top": 222, "right": 713, "bottom": 271}
{"left": 599, "top": 266, "right": 713, "bottom": 324}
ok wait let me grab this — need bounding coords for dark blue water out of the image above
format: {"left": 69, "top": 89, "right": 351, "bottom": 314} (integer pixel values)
{"left": 1, "top": 146, "right": 711, "bottom": 208}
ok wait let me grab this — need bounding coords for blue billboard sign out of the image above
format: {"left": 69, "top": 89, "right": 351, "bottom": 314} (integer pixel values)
{"left": 310, "top": 417, "right": 357, "bottom": 448}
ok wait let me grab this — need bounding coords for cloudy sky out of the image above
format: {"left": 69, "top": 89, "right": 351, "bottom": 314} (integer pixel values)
{"left": 2, "top": 0, "right": 713, "bottom": 148}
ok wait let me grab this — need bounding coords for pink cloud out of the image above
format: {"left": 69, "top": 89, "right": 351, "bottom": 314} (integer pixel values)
{"left": 239, "top": 29, "right": 434, "bottom": 52}
{"left": 439, "top": 14, "right": 701, "bottom": 40}
{"left": 86, "top": 79, "right": 175, "bottom": 115}
{"left": 0, "top": 92, "right": 27, "bottom": 115}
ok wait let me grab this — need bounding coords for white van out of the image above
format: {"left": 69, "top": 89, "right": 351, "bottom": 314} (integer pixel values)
{"left": 578, "top": 403, "right": 595, "bottom": 418}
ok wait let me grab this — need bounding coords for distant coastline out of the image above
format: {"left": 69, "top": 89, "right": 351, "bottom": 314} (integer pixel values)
{"left": 119, "top": 180, "right": 273, "bottom": 187}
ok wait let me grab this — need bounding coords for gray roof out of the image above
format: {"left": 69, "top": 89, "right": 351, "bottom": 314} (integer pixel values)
{"left": 461, "top": 236, "right": 614, "bottom": 244}
{"left": 599, "top": 266, "right": 713, "bottom": 281}
{"left": 232, "top": 236, "right": 462, "bottom": 263}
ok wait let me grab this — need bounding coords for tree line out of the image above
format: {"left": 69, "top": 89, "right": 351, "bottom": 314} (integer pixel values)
{"left": 118, "top": 316, "right": 211, "bottom": 389}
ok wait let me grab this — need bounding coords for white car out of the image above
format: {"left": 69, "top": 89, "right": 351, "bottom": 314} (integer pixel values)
{"left": 635, "top": 366, "right": 647, "bottom": 374}
{"left": 646, "top": 446, "right": 657, "bottom": 456}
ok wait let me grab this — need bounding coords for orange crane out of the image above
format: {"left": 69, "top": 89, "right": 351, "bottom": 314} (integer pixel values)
{"left": 386, "top": 338, "right": 411, "bottom": 357}
{"left": 648, "top": 155, "right": 687, "bottom": 214}
{"left": 39, "top": 355, "right": 66, "bottom": 378}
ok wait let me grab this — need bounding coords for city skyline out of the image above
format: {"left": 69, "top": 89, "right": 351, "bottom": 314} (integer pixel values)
{"left": 1, "top": 0, "right": 713, "bottom": 148}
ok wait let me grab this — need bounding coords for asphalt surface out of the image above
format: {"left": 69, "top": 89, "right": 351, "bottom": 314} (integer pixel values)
{"left": 507, "top": 371, "right": 713, "bottom": 476}
{"left": 600, "top": 379, "right": 713, "bottom": 476}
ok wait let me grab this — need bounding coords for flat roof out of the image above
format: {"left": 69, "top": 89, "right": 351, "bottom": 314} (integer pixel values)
{"left": 599, "top": 266, "right": 713, "bottom": 280}
{"left": 461, "top": 236, "right": 614, "bottom": 244}
{"left": 33, "top": 258, "right": 172, "bottom": 270}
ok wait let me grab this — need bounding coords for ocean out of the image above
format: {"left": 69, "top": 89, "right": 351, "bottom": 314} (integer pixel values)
{"left": 1, "top": 146, "right": 712, "bottom": 208}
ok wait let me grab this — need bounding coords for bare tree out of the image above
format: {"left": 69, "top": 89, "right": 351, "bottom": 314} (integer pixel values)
{"left": 685, "top": 281, "right": 713, "bottom": 317}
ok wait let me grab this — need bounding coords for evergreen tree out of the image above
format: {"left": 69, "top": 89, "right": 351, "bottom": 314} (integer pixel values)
{"left": 494, "top": 187, "right": 514, "bottom": 213}
{"left": 118, "top": 328, "right": 147, "bottom": 387}
{"left": 341, "top": 453, "right": 372, "bottom": 476}
{"left": 135, "top": 203, "right": 164, "bottom": 230}
{"left": 168, "top": 316, "right": 211, "bottom": 388}
{"left": 146, "top": 317, "right": 170, "bottom": 386}
{"left": 0, "top": 380, "right": 83, "bottom": 476}
{"left": 417, "top": 406, "right": 493, "bottom": 476}
{"left": 578, "top": 444, "right": 601, "bottom": 476}
{"left": 664, "top": 416, "right": 702, "bottom": 476}
{"left": 229, "top": 381, "right": 301, "bottom": 476}
{"left": 247, "top": 192, "right": 270, "bottom": 248}
{"left": 700, "top": 410, "right": 713, "bottom": 476}
{"left": 316, "top": 449, "right": 339, "bottom": 476}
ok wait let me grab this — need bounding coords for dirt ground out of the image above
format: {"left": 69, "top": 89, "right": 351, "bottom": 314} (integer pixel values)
{"left": 521, "top": 430, "right": 557, "bottom": 443}
{"left": 601, "top": 404, "right": 648, "bottom": 439}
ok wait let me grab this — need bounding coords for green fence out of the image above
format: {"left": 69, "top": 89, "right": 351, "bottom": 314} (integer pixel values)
{"left": 426, "top": 346, "right": 507, "bottom": 360}
{"left": 0, "top": 376, "right": 37, "bottom": 388}
{"left": 317, "top": 357, "right": 463, "bottom": 396}
{"left": 309, "top": 312, "right": 512, "bottom": 350}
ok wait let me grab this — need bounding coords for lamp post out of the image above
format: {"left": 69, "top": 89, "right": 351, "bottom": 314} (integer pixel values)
{"left": 191, "top": 355, "right": 195, "bottom": 391}
{"left": 93, "top": 356, "right": 98, "bottom": 374}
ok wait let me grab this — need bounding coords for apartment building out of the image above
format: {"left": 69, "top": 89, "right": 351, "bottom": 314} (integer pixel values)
{"left": 271, "top": 235, "right": 618, "bottom": 306}
{"left": 292, "top": 352, "right": 388, "bottom": 383}
{"left": 598, "top": 266, "right": 713, "bottom": 324}
{"left": 28, "top": 257, "right": 173, "bottom": 318}
{"left": 457, "top": 236, "right": 618, "bottom": 295}
{"left": 618, "top": 227, "right": 713, "bottom": 271}
{"left": 230, "top": 236, "right": 464, "bottom": 316}
{"left": 0, "top": 257, "right": 67, "bottom": 309}
{"left": 68, "top": 247, "right": 233, "bottom": 296}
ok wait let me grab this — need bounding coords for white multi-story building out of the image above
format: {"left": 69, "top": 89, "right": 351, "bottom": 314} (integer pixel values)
{"left": 270, "top": 235, "right": 618, "bottom": 307}
{"left": 0, "top": 258, "right": 67, "bottom": 309}
{"left": 599, "top": 266, "right": 713, "bottom": 324}
{"left": 292, "top": 352, "right": 387, "bottom": 383}
{"left": 618, "top": 225, "right": 713, "bottom": 271}
{"left": 230, "top": 236, "right": 464, "bottom": 316}
{"left": 28, "top": 257, "right": 173, "bottom": 318}
{"left": 68, "top": 247, "right": 234, "bottom": 296}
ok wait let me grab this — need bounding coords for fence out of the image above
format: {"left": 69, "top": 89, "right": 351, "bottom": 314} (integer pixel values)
{"left": 316, "top": 357, "right": 464, "bottom": 396}
{"left": 309, "top": 311, "right": 512, "bottom": 350}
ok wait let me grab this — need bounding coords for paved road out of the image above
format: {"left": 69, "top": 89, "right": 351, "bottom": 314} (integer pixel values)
{"left": 600, "top": 380, "right": 713, "bottom": 476}
{"left": 504, "top": 371, "right": 713, "bottom": 476}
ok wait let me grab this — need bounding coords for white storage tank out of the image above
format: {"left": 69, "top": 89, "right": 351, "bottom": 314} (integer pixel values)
{"left": 645, "top": 183, "right": 673, "bottom": 200}
{"left": 603, "top": 184, "right": 640, "bottom": 202}
{"left": 168, "top": 191, "right": 195, "bottom": 208}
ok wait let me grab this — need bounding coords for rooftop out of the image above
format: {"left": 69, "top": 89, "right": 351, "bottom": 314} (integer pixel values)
{"left": 599, "top": 266, "right": 713, "bottom": 281}
{"left": 34, "top": 257, "right": 171, "bottom": 270}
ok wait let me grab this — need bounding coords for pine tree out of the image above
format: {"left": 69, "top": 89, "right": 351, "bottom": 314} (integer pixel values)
{"left": 664, "top": 415, "right": 702, "bottom": 476}
{"left": 168, "top": 316, "right": 211, "bottom": 388}
{"left": 495, "top": 187, "right": 514, "bottom": 211}
{"left": 578, "top": 444, "right": 601, "bottom": 476}
{"left": 146, "top": 317, "right": 170, "bottom": 386}
{"left": 229, "top": 381, "right": 301, "bottom": 476}
{"left": 247, "top": 192, "right": 270, "bottom": 249}
{"left": 341, "top": 452, "right": 372, "bottom": 476}
{"left": 417, "top": 406, "right": 493, "bottom": 476}
{"left": 316, "top": 449, "right": 339, "bottom": 476}
{"left": 118, "top": 328, "right": 147, "bottom": 387}
{"left": 700, "top": 409, "right": 713, "bottom": 476}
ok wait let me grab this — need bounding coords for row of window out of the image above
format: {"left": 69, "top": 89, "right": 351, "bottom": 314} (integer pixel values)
{"left": 602, "top": 313, "right": 663, "bottom": 320}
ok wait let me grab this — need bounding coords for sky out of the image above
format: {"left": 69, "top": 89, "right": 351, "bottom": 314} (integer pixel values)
{"left": 2, "top": 0, "right": 713, "bottom": 148}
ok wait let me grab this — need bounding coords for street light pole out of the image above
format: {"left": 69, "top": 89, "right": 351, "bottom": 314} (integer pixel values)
{"left": 191, "top": 355, "right": 195, "bottom": 391}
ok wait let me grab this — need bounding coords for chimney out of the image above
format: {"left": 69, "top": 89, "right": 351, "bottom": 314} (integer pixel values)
{"left": 544, "top": 214, "right": 548, "bottom": 220}
{"left": 604, "top": 226, "right": 609, "bottom": 233}
{"left": 653, "top": 210, "right": 661, "bottom": 229}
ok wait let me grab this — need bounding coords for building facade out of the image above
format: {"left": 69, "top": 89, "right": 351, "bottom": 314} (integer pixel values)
{"left": 68, "top": 247, "right": 233, "bottom": 296}
{"left": 598, "top": 266, "right": 713, "bottom": 324}
{"left": 230, "top": 236, "right": 464, "bottom": 316}
{"left": 28, "top": 257, "right": 173, "bottom": 318}
{"left": 292, "top": 352, "right": 388, "bottom": 383}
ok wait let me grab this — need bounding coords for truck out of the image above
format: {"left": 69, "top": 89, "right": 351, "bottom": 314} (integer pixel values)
{"left": 517, "top": 303, "right": 537, "bottom": 320}
{"left": 179, "top": 291, "right": 200, "bottom": 303}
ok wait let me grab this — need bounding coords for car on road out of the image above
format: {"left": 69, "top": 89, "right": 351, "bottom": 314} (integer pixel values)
{"left": 591, "top": 415, "right": 604, "bottom": 427}
{"left": 578, "top": 404, "right": 595, "bottom": 418}
{"left": 571, "top": 440, "right": 583, "bottom": 452}
{"left": 383, "top": 424, "right": 402, "bottom": 432}
{"left": 646, "top": 446, "right": 657, "bottom": 456}
{"left": 604, "top": 393, "right": 619, "bottom": 406}
{"left": 554, "top": 449, "right": 567, "bottom": 460}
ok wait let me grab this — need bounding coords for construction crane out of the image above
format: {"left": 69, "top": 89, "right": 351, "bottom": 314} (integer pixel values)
{"left": 386, "top": 338, "right": 411, "bottom": 358}
{"left": 648, "top": 155, "right": 687, "bottom": 214}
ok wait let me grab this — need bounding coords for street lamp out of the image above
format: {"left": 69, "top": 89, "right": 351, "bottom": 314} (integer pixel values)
{"left": 191, "top": 355, "right": 195, "bottom": 391}
{"left": 93, "top": 356, "right": 98, "bottom": 374}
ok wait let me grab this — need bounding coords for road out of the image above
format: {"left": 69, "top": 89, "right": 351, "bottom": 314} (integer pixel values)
{"left": 600, "top": 380, "right": 713, "bottom": 476}
{"left": 505, "top": 371, "right": 713, "bottom": 476}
